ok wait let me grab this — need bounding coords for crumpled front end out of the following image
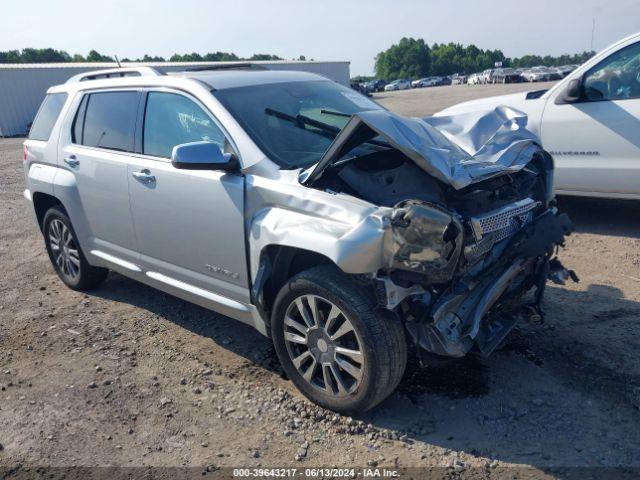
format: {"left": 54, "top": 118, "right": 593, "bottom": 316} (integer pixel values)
{"left": 375, "top": 148, "right": 575, "bottom": 358}
{"left": 250, "top": 105, "right": 575, "bottom": 358}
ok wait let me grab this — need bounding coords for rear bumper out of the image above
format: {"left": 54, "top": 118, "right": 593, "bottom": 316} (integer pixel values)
{"left": 23, "top": 188, "right": 39, "bottom": 226}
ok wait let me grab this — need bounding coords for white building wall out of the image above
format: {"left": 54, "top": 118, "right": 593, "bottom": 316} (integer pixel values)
{"left": 0, "top": 61, "right": 350, "bottom": 136}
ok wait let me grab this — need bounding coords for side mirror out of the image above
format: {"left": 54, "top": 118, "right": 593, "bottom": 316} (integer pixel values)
{"left": 171, "top": 141, "right": 239, "bottom": 172}
{"left": 555, "top": 78, "right": 583, "bottom": 104}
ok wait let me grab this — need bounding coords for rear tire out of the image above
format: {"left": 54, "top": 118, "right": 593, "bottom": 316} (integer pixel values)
{"left": 271, "top": 265, "right": 407, "bottom": 414}
{"left": 43, "top": 206, "right": 108, "bottom": 291}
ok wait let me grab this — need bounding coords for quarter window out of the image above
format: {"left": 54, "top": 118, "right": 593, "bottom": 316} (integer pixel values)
{"left": 584, "top": 41, "right": 640, "bottom": 101}
{"left": 73, "top": 91, "right": 139, "bottom": 151}
{"left": 29, "top": 93, "right": 68, "bottom": 141}
{"left": 143, "top": 92, "right": 226, "bottom": 158}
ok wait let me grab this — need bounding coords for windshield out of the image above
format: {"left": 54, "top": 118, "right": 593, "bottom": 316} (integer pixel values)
{"left": 212, "top": 80, "right": 383, "bottom": 169}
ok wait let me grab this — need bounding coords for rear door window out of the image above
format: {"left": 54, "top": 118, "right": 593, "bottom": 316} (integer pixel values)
{"left": 74, "top": 91, "right": 139, "bottom": 152}
{"left": 29, "top": 93, "right": 68, "bottom": 141}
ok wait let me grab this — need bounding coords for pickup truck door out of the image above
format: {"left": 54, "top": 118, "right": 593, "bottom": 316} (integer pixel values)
{"left": 127, "top": 90, "right": 250, "bottom": 308}
{"left": 541, "top": 40, "right": 640, "bottom": 197}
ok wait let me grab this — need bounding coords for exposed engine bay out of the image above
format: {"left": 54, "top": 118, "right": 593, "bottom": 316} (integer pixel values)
{"left": 306, "top": 110, "right": 577, "bottom": 360}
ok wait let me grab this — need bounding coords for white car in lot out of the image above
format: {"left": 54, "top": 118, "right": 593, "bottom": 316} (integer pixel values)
{"left": 412, "top": 77, "right": 440, "bottom": 88}
{"left": 467, "top": 73, "right": 482, "bottom": 85}
{"left": 384, "top": 79, "right": 411, "bottom": 91}
{"left": 437, "top": 32, "right": 640, "bottom": 199}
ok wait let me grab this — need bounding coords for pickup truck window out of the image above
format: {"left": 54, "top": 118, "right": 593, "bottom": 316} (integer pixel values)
{"left": 142, "top": 92, "right": 226, "bottom": 158}
{"left": 584, "top": 41, "right": 640, "bottom": 101}
{"left": 29, "top": 93, "right": 68, "bottom": 141}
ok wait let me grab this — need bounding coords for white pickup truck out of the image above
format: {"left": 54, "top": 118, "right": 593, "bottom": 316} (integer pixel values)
{"left": 437, "top": 32, "right": 640, "bottom": 200}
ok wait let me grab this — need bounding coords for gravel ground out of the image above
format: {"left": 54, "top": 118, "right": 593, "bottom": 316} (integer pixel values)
{"left": 1, "top": 83, "right": 640, "bottom": 478}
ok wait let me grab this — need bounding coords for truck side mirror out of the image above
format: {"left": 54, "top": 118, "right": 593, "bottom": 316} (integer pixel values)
{"left": 555, "top": 78, "right": 583, "bottom": 104}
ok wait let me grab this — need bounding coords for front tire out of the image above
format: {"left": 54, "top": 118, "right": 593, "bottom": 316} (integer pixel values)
{"left": 271, "top": 265, "right": 407, "bottom": 414}
{"left": 43, "top": 206, "right": 108, "bottom": 291}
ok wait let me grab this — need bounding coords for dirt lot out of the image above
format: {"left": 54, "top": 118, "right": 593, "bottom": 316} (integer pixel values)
{"left": 1, "top": 83, "right": 640, "bottom": 478}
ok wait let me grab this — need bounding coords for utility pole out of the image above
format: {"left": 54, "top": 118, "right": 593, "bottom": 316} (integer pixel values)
{"left": 590, "top": 17, "right": 596, "bottom": 52}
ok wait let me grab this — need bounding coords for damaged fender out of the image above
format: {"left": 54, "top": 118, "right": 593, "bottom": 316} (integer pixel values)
{"left": 246, "top": 171, "right": 467, "bottom": 292}
{"left": 245, "top": 169, "right": 392, "bottom": 286}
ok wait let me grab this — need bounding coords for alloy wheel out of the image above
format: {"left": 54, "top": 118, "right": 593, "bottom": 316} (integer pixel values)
{"left": 48, "top": 219, "right": 81, "bottom": 281}
{"left": 283, "top": 294, "right": 364, "bottom": 397}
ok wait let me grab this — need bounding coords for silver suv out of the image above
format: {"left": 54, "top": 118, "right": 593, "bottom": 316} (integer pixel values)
{"left": 23, "top": 66, "right": 575, "bottom": 413}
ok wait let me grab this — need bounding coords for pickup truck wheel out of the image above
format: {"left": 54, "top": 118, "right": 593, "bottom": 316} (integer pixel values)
{"left": 43, "top": 206, "right": 108, "bottom": 291}
{"left": 271, "top": 265, "right": 407, "bottom": 414}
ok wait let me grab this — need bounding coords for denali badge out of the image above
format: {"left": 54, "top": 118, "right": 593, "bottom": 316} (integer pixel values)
{"left": 205, "top": 264, "right": 239, "bottom": 279}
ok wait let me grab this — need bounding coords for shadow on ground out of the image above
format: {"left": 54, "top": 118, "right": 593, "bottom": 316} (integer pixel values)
{"left": 557, "top": 196, "right": 640, "bottom": 238}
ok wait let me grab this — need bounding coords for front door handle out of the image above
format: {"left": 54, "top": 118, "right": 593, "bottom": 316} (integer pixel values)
{"left": 64, "top": 155, "right": 79, "bottom": 168}
{"left": 132, "top": 169, "right": 156, "bottom": 184}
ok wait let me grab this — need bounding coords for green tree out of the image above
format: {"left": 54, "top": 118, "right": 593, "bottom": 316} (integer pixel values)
{"left": 374, "top": 37, "right": 430, "bottom": 80}
{"left": 249, "top": 53, "right": 283, "bottom": 60}
{"left": 141, "top": 54, "right": 165, "bottom": 62}
{"left": 86, "top": 50, "right": 113, "bottom": 62}
{"left": 0, "top": 50, "right": 22, "bottom": 63}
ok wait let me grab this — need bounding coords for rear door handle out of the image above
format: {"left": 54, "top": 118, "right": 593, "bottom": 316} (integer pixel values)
{"left": 64, "top": 155, "right": 79, "bottom": 168}
{"left": 132, "top": 169, "right": 156, "bottom": 184}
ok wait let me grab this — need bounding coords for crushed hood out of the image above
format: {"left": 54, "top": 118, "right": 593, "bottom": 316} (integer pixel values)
{"left": 303, "top": 106, "right": 542, "bottom": 190}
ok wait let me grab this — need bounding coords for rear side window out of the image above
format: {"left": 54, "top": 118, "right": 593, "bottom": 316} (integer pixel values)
{"left": 29, "top": 93, "right": 68, "bottom": 141}
{"left": 73, "top": 91, "right": 139, "bottom": 152}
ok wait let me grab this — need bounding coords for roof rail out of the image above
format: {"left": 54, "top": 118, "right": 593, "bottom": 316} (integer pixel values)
{"left": 183, "top": 63, "right": 267, "bottom": 72}
{"left": 66, "top": 66, "right": 164, "bottom": 83}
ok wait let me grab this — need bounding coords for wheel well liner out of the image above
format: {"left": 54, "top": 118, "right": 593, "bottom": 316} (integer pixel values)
{"left": 32, "top": 192, "right": 65, "bottom": 232}
{"left": 256, "top": 245, "right": 334, "bottom": 317}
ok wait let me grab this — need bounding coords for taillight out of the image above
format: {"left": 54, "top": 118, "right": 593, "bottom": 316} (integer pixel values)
{"left": 23, "top": 144, "right": 28, "bottom": 162}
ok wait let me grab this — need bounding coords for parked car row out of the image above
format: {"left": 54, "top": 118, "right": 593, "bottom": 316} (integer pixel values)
{"left": 376, "top": 75, "right": 456, "bottom": 91}
{"left": 352, "top": 65, "right": 578, "bottom": 93}
{"left": 467, "top": 65, "right": 578, "bottom": 85}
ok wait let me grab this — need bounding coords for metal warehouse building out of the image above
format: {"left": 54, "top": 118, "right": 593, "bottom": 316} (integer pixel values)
{"left": 0, "top": 60, "right": 350, "bottom": 137}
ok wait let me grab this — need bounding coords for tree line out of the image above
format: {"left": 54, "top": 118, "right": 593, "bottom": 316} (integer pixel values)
{"left": 0, "top": 48, "right": 306, "bottom": 63}
{"left": 372, "top": 38, "right": 596, "bottom": 81}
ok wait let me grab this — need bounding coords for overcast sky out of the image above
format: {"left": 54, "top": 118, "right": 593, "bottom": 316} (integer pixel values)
{"left": 1, "top": 0, "right": 639, "bottom": 75}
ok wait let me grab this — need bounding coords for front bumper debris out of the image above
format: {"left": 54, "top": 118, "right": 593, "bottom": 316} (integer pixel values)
{"left": 404, "top": 209, "right": 576, "bottom": 358}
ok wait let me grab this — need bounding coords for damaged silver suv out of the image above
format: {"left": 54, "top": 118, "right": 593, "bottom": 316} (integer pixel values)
{"left": 24, "top": 66, "right": 576, "bottom": 413}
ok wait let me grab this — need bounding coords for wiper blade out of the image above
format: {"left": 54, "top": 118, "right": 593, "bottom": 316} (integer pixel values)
{"left": 264, "top": 108, "right": 337, "bottom": 140}
{"left": 320, "top": 109, "right": 351, "bottom": 118}
{"left": 296, "top": 113, "right": 340, "bottom": 134}
{"left": 264, "top": 107, "right": 391, "bottom": 148}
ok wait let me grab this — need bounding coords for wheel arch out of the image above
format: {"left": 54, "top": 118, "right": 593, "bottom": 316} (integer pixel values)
{"left": 32, "top": 192, "right": 66, "bottom": 232}
{"left": 253, "top": 245, "right": 337, "bottom": 323}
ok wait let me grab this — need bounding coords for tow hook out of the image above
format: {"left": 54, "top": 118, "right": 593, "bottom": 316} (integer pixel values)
{"left": 548, "top": 257, "right": 579, "bottom": 285}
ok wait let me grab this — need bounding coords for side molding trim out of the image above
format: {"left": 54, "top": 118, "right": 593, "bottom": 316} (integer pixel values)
{"left": 145, "top": 271, "right": 250, "bottom": 312}
{"left": 90, "top": 250, "right": 142, "bottom": 272}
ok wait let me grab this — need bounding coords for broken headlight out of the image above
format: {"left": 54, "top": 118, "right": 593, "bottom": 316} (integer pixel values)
{"left": 387, "top": 200, "right": 463, "bottom": 283}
